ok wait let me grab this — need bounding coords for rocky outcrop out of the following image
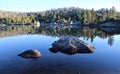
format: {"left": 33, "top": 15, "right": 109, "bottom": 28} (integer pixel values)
{"left": 18, "top": 49, "right": 41, "bottom": 58}
{"left": 50, "top": 36, "right": 95, "bottom": 55}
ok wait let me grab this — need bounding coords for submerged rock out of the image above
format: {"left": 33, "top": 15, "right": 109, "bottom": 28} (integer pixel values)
{"left": 18, "top": 49, "right": 41, "bottom": 58}
{"left": 50, "top": 36, "right": 95, "bottom": 55}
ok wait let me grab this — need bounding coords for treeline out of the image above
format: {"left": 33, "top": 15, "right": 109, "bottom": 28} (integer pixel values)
{"left": 0, "top": 7, "right": 120, "bottom": 25}
{"left": 0, "top": 11, "right": 36, "bottom": 25}
{"left": 37, "top": 7, "right": 120, "bottom": 24}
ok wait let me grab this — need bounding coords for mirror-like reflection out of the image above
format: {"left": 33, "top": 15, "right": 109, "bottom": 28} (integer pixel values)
{"left": 0, "top": 25, "right": 120, "bottom": 46}
{"left": 0, "top": 28, "right": 120, "bottom": 74}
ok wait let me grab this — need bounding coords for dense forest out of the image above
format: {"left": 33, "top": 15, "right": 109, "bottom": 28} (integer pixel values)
{"left": 0, "top": 7, "right": 120, "bottom": 25}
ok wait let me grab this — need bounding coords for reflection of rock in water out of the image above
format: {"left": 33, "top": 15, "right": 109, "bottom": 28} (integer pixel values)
{"left": 49, "top": 36, "right": 95, "bottom": 55}
{"left": 99, "top": 28, "right": 120, "bottom": 34}
{"left": 18, "top": 49, "right": 41, "bottom": 59}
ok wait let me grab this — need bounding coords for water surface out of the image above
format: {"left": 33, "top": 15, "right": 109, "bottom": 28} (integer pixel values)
{"left": 0, "top": 27, "right": 120, "bottom": 74}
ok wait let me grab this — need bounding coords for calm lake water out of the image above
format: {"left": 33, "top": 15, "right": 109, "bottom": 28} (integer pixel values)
{"left": 0, "top": 26, "right": 120, "bottom": 74}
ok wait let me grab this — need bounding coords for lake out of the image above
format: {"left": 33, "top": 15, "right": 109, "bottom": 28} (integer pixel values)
{"left": 0, "top": 26, "right": 120, "bottom": 74}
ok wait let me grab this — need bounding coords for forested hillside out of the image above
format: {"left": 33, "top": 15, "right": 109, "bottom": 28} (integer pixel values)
{"left": 0, "top": 7, "right": 120, "bottom": 25}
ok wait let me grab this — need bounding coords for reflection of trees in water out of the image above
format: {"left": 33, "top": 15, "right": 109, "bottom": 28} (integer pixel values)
{"left": 98, "top": 28, "right": 120, "bottom": 35}
{"left": 0, "top": 25, "right": 36, "bottom": 37}
{"left": 108, "top": 36, "right": 114, "bottom": 46}
{"left": 38, "top": 27, "right": 114, "bottom": 41}
{"left": 37, "top": 27, "right": 117, "bottom": 46}
{"left": 82, "top": 28, "right": 96, "bottom": 42}
{"left": 0, "top": 26, "right": 118, "bottom": 46}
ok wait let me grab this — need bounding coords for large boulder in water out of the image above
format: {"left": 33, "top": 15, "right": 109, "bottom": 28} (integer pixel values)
{"left": 50, "top": 36, "right": 95, "bottom": 54}
{"left": 18, "top": 49, "right": 41, "bottom": 58}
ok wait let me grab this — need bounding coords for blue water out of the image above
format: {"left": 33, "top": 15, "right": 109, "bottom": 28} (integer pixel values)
{"left": 0, "top": 34, "right": 120, "bottom": 74}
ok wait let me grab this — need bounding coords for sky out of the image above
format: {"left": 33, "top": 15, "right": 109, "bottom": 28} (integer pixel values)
{"left": 0, "top": 0, "right": 120, "bottom": 12}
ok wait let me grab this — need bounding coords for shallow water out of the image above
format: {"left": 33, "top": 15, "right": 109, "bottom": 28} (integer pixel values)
{"left": 0, "top": 33, "right": 120, "bottom": 74}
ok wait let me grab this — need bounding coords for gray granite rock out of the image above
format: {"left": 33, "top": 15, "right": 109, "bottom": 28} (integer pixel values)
{"left": 50, "top": 36, "right": 95, "bottom": 54}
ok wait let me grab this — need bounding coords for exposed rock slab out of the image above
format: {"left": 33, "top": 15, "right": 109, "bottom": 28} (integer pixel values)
{"left": 50, "top": 36, "right": 95, "bottom": 55}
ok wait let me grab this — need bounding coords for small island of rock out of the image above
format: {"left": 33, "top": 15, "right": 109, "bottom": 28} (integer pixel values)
{"left": 50, "top": 36, "right": 95, "bottom": 55}
{"left": 18, "top": 49, "right": 41, "bottom": 58}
